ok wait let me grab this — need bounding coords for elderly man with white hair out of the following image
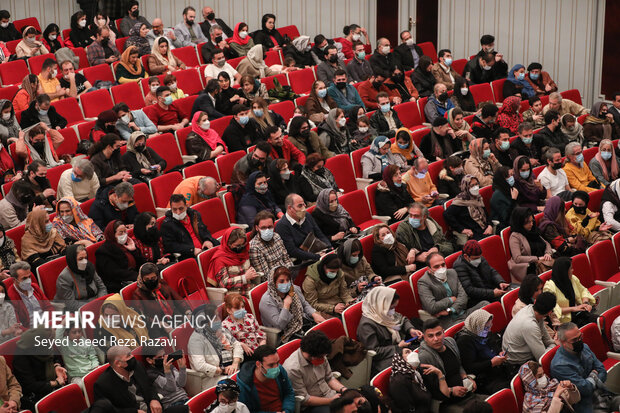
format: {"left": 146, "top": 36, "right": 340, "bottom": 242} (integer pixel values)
{"left": 542, "top": 92, "right": 588, "bottom": 117}
{"left": 146, "top": 17, "right": 183, "bottom": 49}
{"left": 170, "top": 175, "right": 220, "bottom": 207}
{"left": 56, "top": 159, "right": 99, "bottom": 202}
{"left": 563, "top": 141, "right": 601, "bottom": 193}
{"left": 424, "top": 83, "right": 455, "bottom": 124}
{"left": 199, "top": 6, "right": 233, "bottom": 39}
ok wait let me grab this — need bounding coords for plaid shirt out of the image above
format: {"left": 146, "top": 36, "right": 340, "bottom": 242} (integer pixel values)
{"left": 86, "top": 40, "right": 120, "bottom": 67}
{"left": 215, "top": 258, "right": 256, "bottom": 296}
{"left": 249, "top": 233, "right": 294, "bottom": 277}
{"left": 133, "top": 237, "right": 166, "bottom": 263}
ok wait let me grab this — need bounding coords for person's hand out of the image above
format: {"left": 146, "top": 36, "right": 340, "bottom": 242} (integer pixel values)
{"left": 454, "top": 129, "right": 466, "bottom": 137}
{"left": 488, "top": 153, "right": 497, "bottom": 163}
{"left": 312, "top": 312, "right": 326, "bottom": 323}
{"left": 510, "top": 187, "right": 519, "bottom": 200}
{"left": 435, "top": 310, "right": 450, "bottom": 317}
{"left": 194, "top": 247, "right": 202, "bottom": 256}
{"left": 407, "top": 249, "right": 417, "bottom": 263}
{"left": 357, "top": 281, "right": 368, "bottom": 292}
{"left": 141, "top": 168, "right": 152, "bottom": 175}
{"left": 483, "top": 225, "right": 493, "bottom": 235}
{"left": 0, "top": 270, "right": 9, "bottom": 281}
{"left": 156, "top": 257, "right": 170, "bottom": 265}
{"left": 600, "top": 223, "right": 612, "bottom": 231}
{"left": 545, "top": 83, "right": 553, "bottom": 92}
{"left": 202, "top": 240, "right": 214, "bottom": 249}
{"left": 541, "top": 253, "right": 553, "bottom": 262}
{"left": 534, "top": 179, "right": 543, "bottom": 189}
{"left": 420, "top": 364, "right": 442, "bottom": 376}
{"left": 361, "top": 27, "right": 368, "bottom": 37}
{"left": 218, "top": 40, "right": 228, "bottom": 49}
{"left": 149, "top": 399, "right": 162, "bottom": 413}
{"left": 332, "top": 231, "right": 345, "bottom": 241}
{"left": 283, "top": 294, "right": 293, "bottom": 309}
{"left": 245, "top": 267, "right": 259, "bottom": 281}
{"left": 162, "top": 355, "right": 173, "bottom": 373}
{"left": 493, "top": 288, "right": 506, "bottom": 297}
{"left": 405, "top": 264, "right": 416, "bottom": 272}
{"left": 393, "top": 207, "right": 408, "bottom": 220}
{"left": 125, "top": 237, "right": 136, "bottom": 251}
{"left": 214, "top": 367, "right": 223, "bottom": 375}
{"left": 494, "top": 52, "right": 503, "bottom": 62}
{"left": 225, "top": 364, "right": 238, "bottom": 376}
{"left": 500, "top": 283, "right": 510, "bottom": 290}
{"left": 398, "top": 340, "right": 410, "bottom": 348}
{"left": 422, "top": 194, "right": 433, "bottom": 203}
{"left": 1, "top": 400, "right": 18, "bottom": 413}
{"left": 447, "top": 128, "right": 457, "bottom": 139}
{"left": 491, "top": 354, "right": 507, "bottom": 366}
{"left": 41, "top": 188, "right": 56, "bottom": 198}
{"left": 334, "top": 303, "right": 346, "bottom": 314}
{"left": 452, "top": 386, "right": 468, "bottom": 397}
{"left": 230, "top": 94, "right": 240, "bottom": 102}
{"left": 349, "top": 227, "right": 359, "bottom": 234}
{"left": 533, "top": 114, "right": 543, "bottom": 122}
{"left": 241, "top": 342, "right": 254, "bottom": 355}
{"left": 462, "top": 229, "right": 473, "bottom": 238}
{"left": 589, "top": 211, "right": 600, "bottom": 219}
{"left": 392, "top": 96, "right": 402, "bottom": 105}
{"left": 470, "top": 378, "right": 477, "bottom": 391}
{"left": 417, "top": 251, "right": 429, "bottom": 263}
{"left": 530, "top": 158, "right": 540, "bottom": 166}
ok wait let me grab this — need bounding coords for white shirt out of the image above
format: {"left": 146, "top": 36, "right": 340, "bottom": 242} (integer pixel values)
{"left": 285, "top": 212, "right": 305, "bottom": 226}
{"left": 537, "top": 167, "right": 569, "bottom": 196}
{"left": 204, "top": 63, "right": 238, "bottom": 82}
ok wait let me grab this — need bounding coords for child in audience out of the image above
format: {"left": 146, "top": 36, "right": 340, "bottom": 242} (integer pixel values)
{"left": 222, "top": 292, "right": 266, "bottom": 356}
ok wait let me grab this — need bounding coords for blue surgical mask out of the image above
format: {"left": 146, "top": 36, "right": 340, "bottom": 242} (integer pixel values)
{"left": 349, "top": 256, "right": 359, "bottom": 265}
{"left": 38, "top": 109, "right": 48, "bottom": 116}
{"left": 394, "top": 182, "right": 402, "bottom": 187}
{"left": 263, "top": 365, "right": 280, "bottom": 379}
{"left": 253, "top": 109, "right": 264, "bottom": 117}
{"left": 260, "top": 228, "right": 274, "bottom": 242}
{"left": 500, "top": 141, "right": 510, "bottom": 151}
{"left": 520, "top": 170, "right": 530, "bottom": 179}
{"left": 277, "top": 282, "right": 291, "bottom": 294}
{"left": 45, "top": 223, "right": 53, "bottom": 232}
{"left": 163, "top": 96, "right": 173, "bottom": 106}
{"left": 210, "top": 321, "right": 222, "bottom": 331}
{"left": 522, "top": 137, "right": 533, "bottom": 145}
{"left": 326, "top": 271, "right": 338, "bottom": 279}
{"left": 517, "top": 73, "right": 525, "bottom": 81}
{"left": 409, "top": 217, "right": 421, "bottom": 228}
{"left": 506, "top": 176, "right": 515, "bottom": 186}
{"left": 482, "top": 149, "right": 491, "bottom": 158}
{"left": 530, "top": 73, "right": 539, "bottom": 80}
{"left": 602, "top": 151, "right": 613, "bottom": 161}
{"left": 444, "top": 57, "right": 452, "bottom": 66}
{"left": 238, "top": 115, "right": 249, "bottom": 125}
{"left": 233, "top": 309, "right": 247, "bottom": 319}
{"left": 356, "top": 51, "right": 366, "bottom": 60}
{"left": 317, "top": 89, "right": 327, "bottom": 99}
{"left": 71, "top": 172, "right": 82, "bottom": 183}
{"left": 576, "top": 153, "right": 584, "bottom": 163}
{"left": 479, "top": 326, "right": 491, "bottom": 338}
{"left": 380, "top": 103, "right": 391, "bottom": 113}
{"left": 397, "top": 142, "right": 409, "bottom": 150}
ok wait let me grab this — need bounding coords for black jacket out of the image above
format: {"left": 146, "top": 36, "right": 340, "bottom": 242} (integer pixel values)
{"left": 88, "top": 186, "right": 139, "bottom": 231}
{"left": 0, "top": 23, "right": 21, "bottom": 43}
{"left": 95, "top": 239, "right": 141, "bottom": 293}
{"left": 268, "top": 173, "right": 300, "bottom": 211}
{"left": 437, "top": 170, "right": 462, "bottom": 199}
{"left": 200, "top": 39, "right": 238, "bottom": 65}
{"left": 490, "top": 144, "right": 513, "bottom": 168}
{"left": 455, "top": 330, "right": 510, "bottom": 394}
{"left": 443, "top": 203, "right": 487, "bottom": 240}
{"left": 462, "top": 56, "right": 507, "bottom": 85}
{"left": 369, "top": 109, "right": 403, "bottom": 138}
{"left": 13, "top": 351, "right": 63, "bottom": 405}
{"left": 389, "top": 372, "right": 433, "bottom": 413}
{"left": 371, "top": 244, "right": 406, "bottom": 279}
{"left": 283, "top": 45, "right": 315, "bottom": 68}
{"left": 369, "top": 51, "right": 399, "bottom": 76}
{"left": 90, "top": 150, "right": 129, "bottom": 187}
{"left": 20, "top": 101, "right": 67, "bottom": 130}
{"left": 311, "top": 39, "right": 335, "bottom": 63}
{"left": 200, "top": 18, "right": 233, "bottom": 39}
{"left": 509, "top": 137, "right": 544, "bottom": 164}
{"left": 470, "top": 115, "right": 498, "bottom": 141}
{"left": 94, "top": 364, "right": 159, "bottom": 413}
{"left": 191, "top": 91, "right": 225, "bottom": 120}
{"left": 160, "top": 207, "right": 219, "bottom": 261}
{"left": 216, "top": 87, "right": 244, "bottom": 116}
{"left": 411, "top": 67, "right": 436, "bottom": 98}
{"left": 452, "top": 255, "right": 505, "bottom": 303}
{"left": 121, "top": 148, "right": 166, "bottom": 182}
{"left": 393, "top": 43, "right": 424, "bottom": 71}
{"left": 222, "top": 118, "right": 260, "bottom": 153}
{"left": 253, "top": 29, "right": 287, "bottom": 51}
{"left": 311, "top": 208, "right": 356, "bottom": 239}
{"left": 375, "top": 184, "right": 414, "bottom": 224}
{"left": 490, "top": 189, "right": 515, "bottom": 232}
{"left": 535, "top": 126, "right": 569, "bottom": 156}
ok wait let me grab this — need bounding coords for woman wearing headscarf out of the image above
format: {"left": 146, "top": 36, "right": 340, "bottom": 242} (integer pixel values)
{"left": 229, "top": 22, "right": 255, "bottom": 57}
{"left": 560, "top": 113, "right": 584, "bottom": 145}
{"left": 68, "top": 11, "right": 93, "bottom": 48}
{"left": 361, "top": 136, "right": 407, "bottom": 181}
{"left": 132, "top": 212, "right": 171, "bottom": 268}
{"left": 375, "top": 164, "right": 414, "bottom": 224}
{"left": 125, "top": 22, "right": 151, "bottom": 56}
{"left": 502, "top": 64, "right": 536, "bottom": 99}
{"left": 391, "top": 128, "right": 423, "bottom": 165}
{"left": 0, "top": 179, "right": 34, "bottom": 230}
{"left": 371, "top": 224, "right": 416, "bottom": 284}
{"left": 186, "top": 111, "right": 227, "bottom": 162}
{"left": 519, "top": 361, "right": 580, "bottom": 413}
{"left": 253, "top": 13, "right": 288, "bottom": 50}
{"left": 206, "top": 227, "right": 260, "bottom": 296}
{"left": 513, "top": 155, "right": 546, "bottom": 212}
{"left": 21, "top": 208, "right": 66, "bottom": 270}
{"left": 249, "top": 97, "right": 285, "bottom": 141}
{"left": 0, "top": 99, "right": 21, "bottom": 148}
{"left": 565, "top": 190, "right": 612, "bottom": 245}
{"left": 544, "top": 257, "right": 596, "bottom": 327}
{"left": 284, "top": 35, "right": 315, "bottom": 68}
{"left": 389, "top": 346, "right": 441, "bottom": 413}
{"left": 589, "top": 139, "right": 619, "bottom": 187}
{"left": 358, "top": 287, "right": 422, "bottom": 375}
{"left": 96, "top": 294, "right": 150, "bottom": 351}
{"left": 508, "top": 207, "right": 554, "bottom": 282}
{"left": 0, "top": 224, "right": 19, "bottom": 274}
{"left": 12, "top": 74, "right": 40, "bottom": 112}
{"left": 121, "top": 131, "right": 166, "bottom": 183}
{"left": 236, "top": 171, "right": 283, "bottom": 227}
{"left": 187, "top": 303, "right": 244, "bottom": 389}
{"left": 41, "top": 23, "right": 65, "bottom": 53}
{"left": 95, "top": 220, "right": 141, "bottom": 293}
{"left": 464, "top": 138, "right": 500, "bottom": 187}
{"left": 306, "top": 80, "right": 338, "bottom": 124}
{"left": 89, "top": 109, "right": 118, "bottom": 143}
{"left": 444, "top": 175, "right": 493, "bottom": 246}
{"left": 337, "top": 238, "right": 381, "bottom": 301}
{"left": 267, "top": 159, "right": 299, "bottom": 210}
{"left": 52, "top": 197, "right": 103, "bottom": 246}
{"left": 420, "top": 117, "right": 461, "bottom": 161}
{"left": 303, "top": 254, "right": 354, "bottom": 317}
{"left": 311, "top": 188, "right": 359, "bottom": 244}
{"left": 298, "top": 153, "right": 339, "bottom": 203}
{"left": 317, "top": 108, "right": 351, "bottom": 154}
{"left": 147, "top": 36, "right": 186, "bottom": 75}
{"left": 411, "top": 56, "right": 436, "bottom": 98}
{"left": 455, "top": 309, "right": 511, "bottom": 395}
{"left": 54, "top": 244, "right": 107, "bottom": 312}
{"left": 601, "top": 179, "right": 620, "bottom": 232}
{"left": 450, "top": 76, "right": 476, "bottom": 115}
{"left": 496, "top": 96, "right": 524, "bottom": 135}
{"left": 259, "top": 266, "right": 325, "bottom": 342}
{"left": 115, "top": 46, "right": 147, "bottom": 84}
{"left": 446, "top": 108, "right": 474, "bottom": 151}
{"left": 385, "top": 67, "right": 419, "bottom": 102}
{"left": 236, "top": 44, "right": 279, "bottom": 79}
{"left": 288, "top": 116, "right": 332, "bottom": 159}
{"left": 584, "top": 101, "right": 618, "bottom": 146}
{"left": 15, "top": 26, "right": 49, "bottom": 58}
{"left": 490, "top": 166, "right": 518, "bottom": 231}
{"left": 538, "top": 196, "right": 586, "bottom": 257}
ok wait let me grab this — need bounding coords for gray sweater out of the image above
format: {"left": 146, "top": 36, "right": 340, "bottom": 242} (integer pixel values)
{"left": 501, "top": 304, "right": 555, "bottom": 365}
{"left": 258, "top": 285, "right": 316, "bottom": 331}
{"left": 588, "top": 157, "right": 620, "bottom": 187}
{"left": 115, "top": 109, "right": 158, "bottom": 140}
{"left": 54, "top": 267, "right": 108, "bottom": 312}
{"left": 146, "top": 366, "right": 188, "bottom": 408}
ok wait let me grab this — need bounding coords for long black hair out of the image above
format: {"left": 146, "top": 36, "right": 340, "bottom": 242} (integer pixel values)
{"left": 518, "top": 273, "right": 542, "bottom": 305}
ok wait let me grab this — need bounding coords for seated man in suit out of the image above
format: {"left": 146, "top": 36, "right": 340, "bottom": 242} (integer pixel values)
{"left": 94, "top": 345, "right": 187, "bottom": 413}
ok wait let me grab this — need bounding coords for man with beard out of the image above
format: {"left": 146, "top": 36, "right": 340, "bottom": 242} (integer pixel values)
{"left": 173, "top": 6, "right": 207, "bottom": 47}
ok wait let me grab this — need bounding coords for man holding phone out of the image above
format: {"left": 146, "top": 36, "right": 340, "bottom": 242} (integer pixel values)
{"left": 143, "top": 347, "right": 189, "bottom": 410}
{"left": 403, "top": 157, "right": 444, "bottom": 207}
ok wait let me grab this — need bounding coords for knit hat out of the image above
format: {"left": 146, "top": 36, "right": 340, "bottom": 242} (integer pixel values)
{"left": 527, "top": 62, "right": 543, "bottom": 72}
{"left": 463, "top": 239, "right": 482, "bottom": 256}
{"left": 432, "top": 117, "right": 448, "bottom": 127}
{"left": 215, "top": 378, "right": 239, "bottom": 395}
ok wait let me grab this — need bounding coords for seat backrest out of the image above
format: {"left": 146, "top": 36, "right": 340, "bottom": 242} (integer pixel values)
{"left": 111, "top": 81, "right": 145, "bottom": 111}
{"left": 0, "top": 337, "right": 19, "bottom": 370}
{"left": 115, "top": 36, "right": 128, "bottom": 53}
{"left": 409, "top": 267, "right": 429, "bottom": 305}
{"left": 261, "top": 73, "right": 289, "bottom": 90}
{"left": 470, "top": 83, "right": 495, "bottom": 106}
{"left": 480, "top": 184, "right": 493, "bottom": 214}
{"left": 79, "top": 293, "right": 112, "bottom": 339}
{"left": 599, "top": 305, "right": 620, "bottom": 351}
{"left": 79, "top": 88, "right": 114, "bottom": 118}
{"left": 46, "top": 163, "right": 72, "bottom": 191}
{"left": 269, "top": 100, "right": 295, "bottom": 124}
{"left": 539, "top": 345, "right": 558, "bottom": 374}
{"left": 209, "top": 115, "right": 232, "bottom": 137}
{"left": 342, "top": 301, "right": 363, "bottom": 338}
{"left": 393, "top": 101, "right": 423, "bottom": 129}
{"left": 149, "top": 171, "right": 183, "bottom": 208}
{"left": 500, "top": 227, "right": 512, "bottom": 258}
{"left": 485, "top": 388, "right": 519, "bottom": 413}
{"left": 6, "top": 225, "right": 25, "bottom": 258}
{"left": 277, "top": 338, "right": 301, "bottom": 363}
{"left": 196, "top": 246, "right": 219, "bottom": 288}
{"left": 428, "top": 160, "right": 443, "bottom": 186}
{"left": 560, "top": 89, "right": 582, "bottom": 106}
{"left": 586, "top": 240, "right": 619, "bottom": 282}
{"left": 588, "top": 188, "right": 604, "bottom": 212}
{"left": 170, "top": 322, "right": 194, "bottom": 367}
{"left": 417, "top": 42, "right": 438, "bottom": 62}
{"left": 27, "top": 53, "right": 55, "bottom": 75}
{"left": 483, "top": 301, "right": 508, "bottom": 333}
{"left": 146, "top": 133, "right": 183, "bottom": 172}
{"left": 161, "top": 258, "right": 205, "bottom": 298}
{"left": 263, "top": 50, "right": 282, "bottom": 67}
{"left": 278, "top": 25, "right": 301, "bottom": 40}
{"left": 445, "top": 321, "right": 464, "bottom": 338}
{"left": 288, "top": 67, "right": 316, "bottom": 94}
{"left": 14, "top": 17, "right": 41, "bottom": 33}
{"left": 308, "top": 318, "right": 346, "bottom": 340}
{"left": 501, "top": 287, "right": 520, "bottom": 321}
{"left": 389, "top": 280, "right": 420, "bottom": 319}
{"left": 325, "top": 154, "right": 357, "bottom": 193}
{"left": 215, "top": 150, "right": 245, "bottom": 184}
{"left": 491, "top": 78, "right": 507, "bottom": 103}
{"left": 581, "top": 322, "right": 608, "bottom": 361}
{"left": 248, "top": 281, "right": 268, "bottom": 325}
{"left": 360, "top": 234, "right": 374, "bottom": 264}
{"left": 0, "top": 85, "right": 18, "bottom": 101}
{"left": 187, "top": 387, "right": 217, "bottom": 413}
{"left": 583, "top": 147, "right": 598, "bottom": 165}
{"left": 479, "top": 235, "right": 511, "bottom": 282}
{"left": 55, "top": 127, "right": 80, "bottom": 157}
{"left": 370, "top": 367, "right": 392, "bottom": 396}
{"left": 428, "top": 205, "right": 449, "bottom": 233}
{"left": 572, "top": 253, "right": 595, "bottom": 288}
{"left": 51, "top": 97, "right": 84, "bottom": 126}
{"left": 183, "top": 160, "right": 220, "bottom": 180}
{"left": 36, "top": 382, "right": 88, "bottom": 413}
{"left": 36, "top": 256, "right": 67, "bottom": 299}
{"left": 351, "top": 147, "right": 369, "bottom": 179}
{"left": 410, "top": 127, "right": 429, "bottom": 147}
{"left": 174, "top": 68, "right": 203, "bottom": 96}
{"left": 0, "top": 60, "right": 30, "bottom": 86}
{"left": 81, "top": 64, "right": 115, "bottom": 85}
{"left": 338, "top": 190, "right": 372, "bottom": 226}
{"left": 444, "top": 251, "right": 462, "bottom": 268}
{"left": 192, "top": 197, "right": 231, "bottom": 238}
{"left": 172, "top": 46, "right": 201, "bottom": 68}
{"left": 132, "top": 182, "right": 156, "bottom": 214}
{"left": 365, "top": 182, "right": 379, "bottom": 215}
{"left": 82, "top": 364, "right": 109, "bottom": 404}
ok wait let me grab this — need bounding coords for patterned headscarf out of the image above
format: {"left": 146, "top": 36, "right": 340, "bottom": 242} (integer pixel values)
{"left": 497, "top": 96, "right": 524, "bottom": 134}
{"left": 468, "top": 138, "right": 493, "bottom": 176}
{"left": 315, "top": 188, "right": 352, "bottom": 232}
{"left": 390, "top": 351, "right": 426, "bottom": 390}
{"left": 452, "top": 175, "right": 487, "bottom": 229}
{"left": 267, "top": 268, "right": 303, "bottom": 342}
{"left": 52, "top": 197, "right": 103, "bottom": 243}
{"left": 520, "top": 362, "right": 559, "bottom": 413}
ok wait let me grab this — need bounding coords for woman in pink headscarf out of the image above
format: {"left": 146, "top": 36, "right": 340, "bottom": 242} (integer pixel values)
{"left": 185, "top": 111, "right": 228, "bottom": 162}
{"left": 496, "top": 96, "right": 524, "bottom": 135}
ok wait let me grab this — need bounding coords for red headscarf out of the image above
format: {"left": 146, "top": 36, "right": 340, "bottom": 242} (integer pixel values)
{"left": 496, "top": 96, "right": 523, "bottom": 134}
{"left": 205, "top": 227, "right": 249, "bottom": 286}
{"left": 191, "top": 111, "right": 228, "bottom": 153}
{"left": 103, "top": 220, "right": 137, "bottom": 269}
{"left": 230, "top": 22, "right": 250, "bottom": 46}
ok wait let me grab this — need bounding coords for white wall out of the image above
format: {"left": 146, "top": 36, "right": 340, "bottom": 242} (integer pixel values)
{"left": 4, "top": 0, "right": 377, "bottom": 46}
{"left": 437, "top": 0, "right": 606, "bottom": 107}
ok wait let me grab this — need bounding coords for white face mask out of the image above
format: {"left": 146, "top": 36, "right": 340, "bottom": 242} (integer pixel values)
{"left": 469, "top": 185, "right": 480, "bottom": 196}
{"left": 173, "top": 211, "right": 187, "bottom": 221}
{"left": 116, "top": 234, "right": 128, "bottom": 245}
{"left": 352, "top": 33, "right": 361, "bottom": 41}
{"left": 358, "top": 126, "right": 369, "bottom": 133}
{"left": 0, "top": 293, "right": 4, "bottom": 305}
{"left": 0, "top": 23, "right": 8, "bottom": 29}
{"left": 382, "top": 233, "right": 395, "bottom": 245}
{"left": 61, "top": 215, "right": 73, "bottom": 224}
{"left": 338, "top": 117, "right": 346, "bottom": 127}
{"left": 77, "top": 259, "right": 88, "bottom": 271}
{"left": 381, "top": 46, "right": 390, "bottom": 55}
{"left": 460, "top": 88, "right": 468, "bottom": 96}
{"left": 49, "top": 34, "right": 57, "bottom": 41}
{"left": 218, "top": 403, "right": 237, "bottom": 413}
{"left": 52, "top": 69, "right": 58, "bottom": 78}
{"left": 406, "top": 351, "right": 420, "bottom": 369}
{"left": 150, "top": 85, "right": 159, "bottom": 93}
{"left": 405, "top": 38, "right": 414, "bottom": 46}
{"left": 239, "top": 31, "right": 248, "bottom": 39}
{"left": 0, "top": 237, "right": 4, "bottom": 246}
{"left": 78, "top": 19, "right": 87, "bottom": 28}
{"left": 120, "top": 114, "right": 130, "bottom": 123}
{"left": 433, "top": 267, "right": 448, "bottom": 282}
{"left": 537, "top": 376, "right": 548, "bottom": 389}
{"left": 1, "top": 113, "right": 10, "bottom": 121}
{"left": 201, "top": 120, "right": 210, "bottom": 130}
{"left": 169, "top": 82, "right": 177, "bottom": 91}
{"left": 98, "top": 19, "right": 107, "bottom": 26}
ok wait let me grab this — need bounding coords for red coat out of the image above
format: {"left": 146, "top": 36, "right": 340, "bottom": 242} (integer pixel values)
{"left": 269, "top": 138, "right": 306, "bottom": 165}
{"left": 357, "top": 80, "right": 400, "bottom": 110}
{"left": 7, "top": 283, "right": 54, "bottom": 327}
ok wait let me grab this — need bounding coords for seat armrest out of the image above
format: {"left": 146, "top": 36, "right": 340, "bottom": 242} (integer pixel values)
{"left": 182, "top": 155, "right": 198, "bottom": 163}
{"left": 355, "top": 177, "right": 373, "bottom": 191}
{"left": 205, "top": 287, "right": 228, "bottom": 303}
{"left": 230, "top": 223, "right": 249, "bottom": 230}
{"left": 595, "top": 280, "right": 617, "bottom": 287}
{"left": 607, "top": 351, "right": 620, "bottom": 361}
{"left": 155, "top": 207, "right": 169, "bottom": 218}
{"left": 371, "top": 215, "right": 391, "bottom": 224}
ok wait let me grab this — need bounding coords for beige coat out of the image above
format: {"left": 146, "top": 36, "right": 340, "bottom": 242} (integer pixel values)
{"left": 15, "top": 40, "right": 49, "bottom": 58}
{"left": 464, "top": 155, "right": 499, "bottom": 187}
{"left": 508, "top": 231, "right": 553, "bottom": 282}
{"left": 235, "top": 58, "right": 278, "bottom": 79}
{"left": 0, "top": 356, "right": 21, "bottom": 408}
{"left": 431, "top": 62, "right": 459, "bottom": 90}
{"left": 303, "top": 264, "right": 354, "bottom": 315}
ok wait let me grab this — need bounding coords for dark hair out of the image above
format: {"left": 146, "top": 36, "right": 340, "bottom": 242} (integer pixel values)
{"left": 314, "top": 35, "right": 326, "bottom": 45}
{"left": 518, "top": 273, "right": 543, "bottom": 305}
{"left": 182, "top": 6, "right": 195, "bottom": 15}
{"left": 253, "top": 345, "right": 277, "bottom": 362}
{"left": 491, "top": 165, "right": 511, "bottom": 198}
{"left": 481, "top": 104, "right": 498, "bottom": 118}
{"left": 250, "top": 210, "right": 275, "bottom": 238}
{"left": 232, "top": 104, "right": 249, "bottom": 115}
{"left": 342, "top": 24, "right": 360, "bottom": 36}
{"left": 510, "top": 206, "right": 536, "bottom": 235}
{"left": 36, "top": 94, "right": 51, "bottom": 105}
{"left": 254, "top": 141, "right": 272, "bottom": 155}
{"left": 42, "top": 58, "right": 57, "bottom": 71}
{"left": 155, "top": 86, "right": 170, "bottom": 97}
{"left": 518, "top": 122, "right": 534, "bottom": 133}
{"left": 24, "top": 27, "right": 37, "bottom": 37}
{"left": 139, "top": 262, "right": 158, "bottom": 277}
{"left": 418, "top": 55, "right": 433, "bottom": 71}
{"left": 443, "top": 155, "right": 463, "bottom": 170}
{"left": 330, "top": 397, "right": 356, "bottom": 413}
{"left": 425, "top": 251, "right": 443, "bottom": 267}
{"left": 334, "top": 69, "right": 347, "bottom": 77}
{"left": 148, "top": 76, "right": 160, "bottom": 85}
{"left": 127, "top": 1, "right": 139, "bottom": 12}
{"left": 76, "top": 139, "right": 92, "bottom": 155}
{"left": 453, "top": 76, "right": 468, "bottom": 90}
{"left": 169, "top": 194, "right": 186, "bottom": 205}
{"left": 533, "top": 291, "right": 557, "bottom": 314}
{"left": 142, "top": 345, "right": 164, "bottom": 360}
{"left": 163, "top": 74, "right": 177, "bottom": 85}
{"left": 613, "top": 92, "right": 620, "bottom": 101}
{"left": 0, "top": 11, "right": 10, "bottom": 20}
{"left": 493, "top": 127, "right": 511, "bottom": 139}
{"left": 305, "top": 153, "right": 324, "bottom": 169}
{"left": 300, "top": 330, "right": 332, "bottom": 357}
{"left": 266, "top": 125, "right": 280, "bottom": 138}
{"left": 479, "top": 53, "right": 495, "bottom": 64}
{"left": 463, "top": 399, "right": 493, "bottom": 413}
{"left": 206, "top": 79, "right": 220, "bottom": 94}
{"left": 133, "top": 211, "right": 156, "bottom": 243}
{"left": 544, "top": 110, "right": 560, "bottom": 125}
{"left": 528, "top": 95, "right": 541, "bottom": 106}
{"left": 27, "top": 160, "right": 46, "bottom": 175}
{"left": 422, "top": 317, "right": 441, "bottom": 332}
{"left": 352, "top": 41, "right": 364, "bottom": 50}
{"left": 113, "top": 103, "right": 130, "bottom": 113}
{"left": 324, "top": 45, "right": 337, "bottom": 56}
{"left": 438, "top": 49, "right": 451, "bottom": 59}
{"left": 211, "top": 48, "right": 224, "bottom": 60}
{"left": 480, "top": 34, "right": 495, "bottom": 45}
{"left": 89, "top": 133, "right": 122, "bottom": 156}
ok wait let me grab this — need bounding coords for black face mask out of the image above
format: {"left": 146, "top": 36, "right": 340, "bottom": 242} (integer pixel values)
{"left": 135, "top": 145, "right": 146, "bottom": 153}
{"left": 32, "top": 141, "right": 45, "bottom": 153}
{"left": 231, "top": 245, "right": 246, "bottom": 253}
{"left": 392, "top": 74, "right": 404, "bottom": 83}
{"left": 315, "top": 167, "right": 326, "bottom": 176}
{"left": 552, "top": 162, "right": 563, "bottom": 170}
{"left": 214, "top": 35, "right": 223, "bottom": 43}
{"left": 101, "top": 38, "right": 109, "bottom": 46}
{"left": 105, "top": 125, "right": 116, "bottom": 133}
{"left": 357, "top": 402, "right": 372, "bottom": 413}
{"left": 438, "top": 92, "right": 449, "bottom": 102}
{"left": 372, "top": 81, "right": 383, "bottom": 90}
{"left": 573, "top": 206, "right": 587, "bottom": 215}
{"left": 112, "top": 147, "right": 120, "bottom": 156}
{"left": 20, "top": 194, "right": 34, "bottom": 205}
{"left": 299, "top": 129, "right": 310, "bottom": 139}
{"left": 146, "top": 226, "right": 159, "bottom": 242}
{"left": 572, "top": 339, "right": 584, "bottom": 353}
{"left": 125, "top": 357, "right": 137, "bottom": 371}
{"left": 154, "top": 358, "right": 164, "bottom": 369}
{"left": 600, "top": 112, "right": 608, "bottom": 119}
{"left": 143, "top": 278, "right": 159, "bottom": 290}
{"left": 206, "top": 12, "right": 215, "bottom": 20}
{"left": 250, "top": 157, "right": 263, "bottom": 167}
{"left": 34, "top": 175, "right": 49, "bottom": 189}
{"left": 131, "top": 9, "right": 139, "bottom": 18}
{"left": 335, "top": 81, "right": 347, "bottom": 89}
{"left": 328, "top": 55, "right": 338, "bottom": 63}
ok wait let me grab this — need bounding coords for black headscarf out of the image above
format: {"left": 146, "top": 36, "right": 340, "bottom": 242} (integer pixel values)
{"left": 288, "top": 116, "right": 309, "bottom": 139}
{"left": 318, "top": 254, "right": 341, "bottom": 284}
{"left": 239, "top": 171, "right": 280, "bottom": 216}
{"left": 345, "top": 105, "right": 364, "bottom": 135}
{"left": 133, "top": 212, "right": 161, "bottom": 261}
{"left": 492, "top": 167, "right": 512, "bottom": 199}
{"left": 510, "top": 206, "right": 547, "bottom": 256}
{"left": 42, "top": 23, "right": 63, "bottom": 53}
{"left": 66, "top": 244, "right": 96, "bottom": 298}
{"left": 551, "top": 257, "right": 576, "bottom": 307}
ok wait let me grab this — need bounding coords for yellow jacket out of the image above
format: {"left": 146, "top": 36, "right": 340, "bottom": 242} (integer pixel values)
{"left": 565, "top": 207, "right": 601, "bottom": 239}
{"left": 563, "top": 162, "right": 601, "bottom": 193}
{"left": 543, "top": 275, "right": 595, "bottom": 323}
